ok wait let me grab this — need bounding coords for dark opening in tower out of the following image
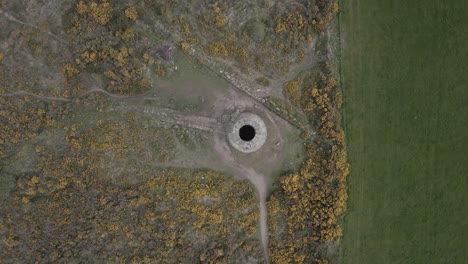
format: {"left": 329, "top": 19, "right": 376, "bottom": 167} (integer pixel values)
{"left": 239, "top": 125, "right": 255, "bottom": 141}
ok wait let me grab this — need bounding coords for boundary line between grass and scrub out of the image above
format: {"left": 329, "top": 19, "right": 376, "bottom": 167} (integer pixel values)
{"left": 336, "top": 0, "right": 349, "bottom": 263}
{"left": 337, "top": 0, "right": 348, "bottom": 135}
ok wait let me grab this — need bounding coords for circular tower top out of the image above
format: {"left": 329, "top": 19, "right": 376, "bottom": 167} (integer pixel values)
{"left": 227, "top": 112, "right": 267, "bottom": 153}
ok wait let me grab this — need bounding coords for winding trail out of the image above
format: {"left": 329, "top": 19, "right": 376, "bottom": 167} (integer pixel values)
{"left": 0, "top": 87, "right": 153, "bottom": 102}
{"left": 236, "top": 168, "right": 269, "bottom": 264}
{"left": 212, "top": 130, "right": 271, "bottom": 264}
{"left": 0, "top": 10, "right": 68, "bottom": 45}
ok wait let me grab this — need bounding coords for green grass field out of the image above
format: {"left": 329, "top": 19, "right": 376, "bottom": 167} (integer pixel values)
{"left": 339, "top": 0, "right": 468, "bottom": 263}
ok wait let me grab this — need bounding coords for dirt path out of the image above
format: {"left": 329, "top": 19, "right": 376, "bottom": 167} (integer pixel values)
{"left": 0, "top": 10, "right": 68, "bottom": 44}
{"left": 212, "top": 128, "right": 271, "bottom": 264}
{"left": 234, "top": 168, "right": 269, "bottom": 264}
{"left": 0, "top": 86, "right": 156, "bottom": 102}
{"left": 1, "top": 91, "right": 74, "bottom": 102}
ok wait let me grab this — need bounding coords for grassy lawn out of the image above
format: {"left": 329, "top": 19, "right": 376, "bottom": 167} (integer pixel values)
{"left": 339, "top": 0, "right": 468, "bottom": 263}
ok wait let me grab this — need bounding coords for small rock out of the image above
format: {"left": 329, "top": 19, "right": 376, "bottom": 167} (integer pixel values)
{"left": 156, "top": 45, "right": 174, "bottom": 61}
